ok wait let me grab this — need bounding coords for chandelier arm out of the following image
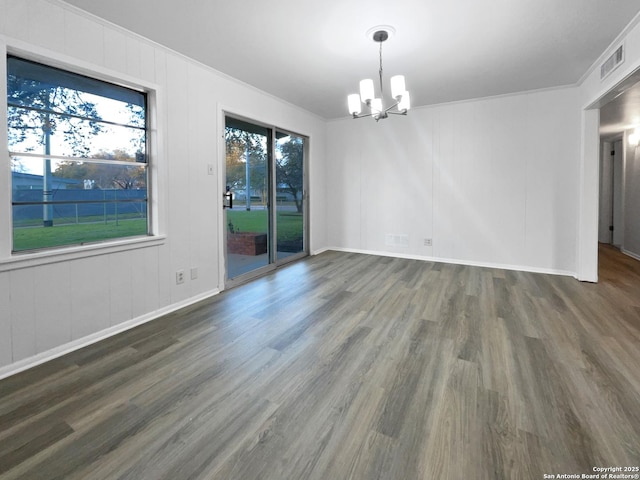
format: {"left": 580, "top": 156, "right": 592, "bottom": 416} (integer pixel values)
{"left": 383, "top": 101, "right": 400, "bottom": 112}
{"left": 383, "top": 102, "right": 408, "bottom": 115}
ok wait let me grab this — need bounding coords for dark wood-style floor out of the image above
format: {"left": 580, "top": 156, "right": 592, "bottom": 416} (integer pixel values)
{"left": 1, "top": 245, "right": 639, "bottom": 479}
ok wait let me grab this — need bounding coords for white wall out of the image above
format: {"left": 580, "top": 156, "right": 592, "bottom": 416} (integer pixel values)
{"left": 0, "top": 0, "right": 327, "bottom": 376}
{"left": 624, "top": 140, "right": 640, "bottom": 258}
{"left": 327, "top": 87, "right": 580, "bottom": 274}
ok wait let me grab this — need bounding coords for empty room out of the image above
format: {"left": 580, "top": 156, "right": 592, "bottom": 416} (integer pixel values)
{"left": 1, "top": 1, "right": 640, "bottom": 479}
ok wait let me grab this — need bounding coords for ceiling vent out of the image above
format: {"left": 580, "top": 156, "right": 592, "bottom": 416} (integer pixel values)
{"left": 601, "top": 44, "right": 624, "bottom": 80}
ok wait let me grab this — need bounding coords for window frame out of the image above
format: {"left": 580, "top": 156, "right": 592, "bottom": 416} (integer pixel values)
{"left": 0, "top": 42, "right": 165, "bottom": 271}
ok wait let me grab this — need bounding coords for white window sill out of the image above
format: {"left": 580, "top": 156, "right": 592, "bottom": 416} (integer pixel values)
{"left": 0, "top": 235, "right": 166, "bottom": 272}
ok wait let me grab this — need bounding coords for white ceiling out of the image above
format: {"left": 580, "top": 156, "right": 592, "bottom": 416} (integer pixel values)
{"left": 62, "top": 0, "right": 640, "bottom": 120}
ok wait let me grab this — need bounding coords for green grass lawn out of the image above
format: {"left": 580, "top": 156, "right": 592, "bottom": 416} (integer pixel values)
{"left": 13, "top": 219, "right": 148, "bottom": 252}
{"left": 13, "top": 208, "right": 303, "bottom": 252}
{"left": 227, "top": 208, "right": 303, "bottom": 243}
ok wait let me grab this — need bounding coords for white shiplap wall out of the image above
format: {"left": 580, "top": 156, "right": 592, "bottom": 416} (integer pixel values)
{"left": 0, "top": 0, "right": 327, "bottom": 376}
{"left": 326, "top": 87, "right": 581, "bottom": 275}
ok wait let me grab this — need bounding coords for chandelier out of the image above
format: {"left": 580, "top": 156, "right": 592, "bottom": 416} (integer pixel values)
{"left": 347, "top": 27, "right": 411, "bottom": 121}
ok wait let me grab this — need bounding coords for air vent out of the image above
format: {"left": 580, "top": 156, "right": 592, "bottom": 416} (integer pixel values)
{"left": 601, "top": 45, "right": 624, "bottom": 80}
{"left": 385, "top": 234, "right": 409, "bottom": 247}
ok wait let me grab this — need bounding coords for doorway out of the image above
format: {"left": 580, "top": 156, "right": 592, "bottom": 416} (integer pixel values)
{"left": 223, "top": 115, "right": 308, "bottom": 286}
{"left": 595, "top": 66, "right": 640, "bottom": 272}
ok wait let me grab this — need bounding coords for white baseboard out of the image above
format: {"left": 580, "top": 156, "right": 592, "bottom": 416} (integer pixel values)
{"left": 0, "top": 288, "right": 220, "bottom": 381}
{"left": 324, "top": 247, "right": 576, "bottom": 277}
{"left": 622, "top": 248, "right": 640, "bottom": 262}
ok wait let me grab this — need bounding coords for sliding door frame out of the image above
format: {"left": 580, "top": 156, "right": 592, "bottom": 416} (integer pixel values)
{"left": 218, "top": 108, "right": 309, "bottom": 290}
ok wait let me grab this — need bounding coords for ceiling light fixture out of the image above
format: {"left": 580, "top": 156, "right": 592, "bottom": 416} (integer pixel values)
{"left": 348, "top": 27, "right": 410, "bottom": 121}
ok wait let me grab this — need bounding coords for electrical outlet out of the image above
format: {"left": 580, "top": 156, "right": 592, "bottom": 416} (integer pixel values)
{"left": 176, "top": 270, "right": 185, "bottom": 284}
{"left": 190, "top": 267, "right": 198, "bottom": 280}
{"left": 424, "top": 238, "right": 432, "bottom": 247}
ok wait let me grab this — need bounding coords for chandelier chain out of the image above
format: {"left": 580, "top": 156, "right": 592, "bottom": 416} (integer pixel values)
{"left": 378, "top": 41, "right": 384, "bottom": 98}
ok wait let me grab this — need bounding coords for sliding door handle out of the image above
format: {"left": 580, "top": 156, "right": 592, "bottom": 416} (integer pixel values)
{"left": 223, "top": 188, "right": 233, "bottom": 209}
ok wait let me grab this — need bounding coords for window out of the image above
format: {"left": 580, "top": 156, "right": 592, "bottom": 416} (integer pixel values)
{"left": 7, "top": 56, "right": 149, "bottom": 252}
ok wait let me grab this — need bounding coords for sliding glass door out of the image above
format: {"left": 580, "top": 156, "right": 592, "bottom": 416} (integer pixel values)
{"left": 275, "top": 131, "right": 305, "bottom": 259}
{"left": 224, "top": 117, "right": 307, "bottom": 284}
